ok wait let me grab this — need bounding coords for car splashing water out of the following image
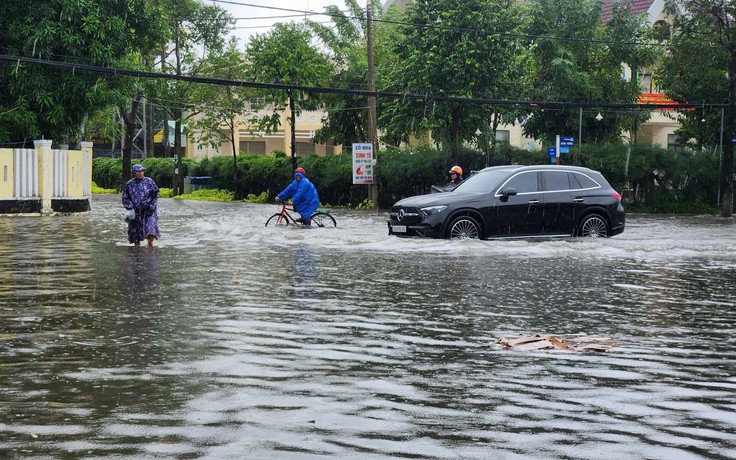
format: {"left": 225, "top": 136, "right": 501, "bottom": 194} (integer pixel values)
{"left": 1, "top": 194, "right": 735, "bottom": 459}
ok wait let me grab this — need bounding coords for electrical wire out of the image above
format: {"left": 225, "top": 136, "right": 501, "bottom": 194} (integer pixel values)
{"left": 205, "top": 0, "right": 665, "bottom": 48}
{"left": 0, "top": 54, "right": 725, "bottom": 110}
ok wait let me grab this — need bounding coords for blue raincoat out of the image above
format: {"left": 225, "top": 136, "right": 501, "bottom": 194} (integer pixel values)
{"left": 122, "top": 176, "right": 160, "bottom": 243}
{"left": 277, "top": 171, "right": 320, "bottom": 220}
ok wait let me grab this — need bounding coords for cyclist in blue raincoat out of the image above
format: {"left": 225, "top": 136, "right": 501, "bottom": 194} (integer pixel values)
{"left": 276, "top": 167, "right": 320, "bottom": 226}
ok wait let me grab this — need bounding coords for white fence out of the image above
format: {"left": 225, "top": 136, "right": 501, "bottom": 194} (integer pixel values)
{"left": 13, "top": 148, "right": 38, "bottom": 198}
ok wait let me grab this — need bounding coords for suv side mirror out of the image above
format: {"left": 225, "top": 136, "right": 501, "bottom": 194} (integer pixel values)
{"left": 499, "top": 187, "right": 517, "bottom": 202}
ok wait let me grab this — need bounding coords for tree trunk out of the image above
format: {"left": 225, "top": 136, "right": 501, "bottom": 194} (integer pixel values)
{"left": 161, "top": 50, "right": 170, "bottom": 159}
{"left": 289, "top": 93, "right": 297, "bottom": 170}
{"left": 172, "top": 23, "right": 183, "bottom": 196}
{"left": 722, "top": 51, "right": 736, "bottom": 217}
{"left": 721, "top": 136, "right": 734, "bottom": 217}
{"left": 146, "top": 97, "right": 154, "bottom": 157}
{"left": 449, "top": 105, "right": 460, "bottom": 166}
{"left": 229, "top": 114, "right": 241, "bottom": 199}
{"left": 119, "top": 94, "right": 143, "bottom": 187}
{"left": 77, "top": 112, "right": 89, "bottom": 148}
{"left": 175, "top": 116, "right": 184, "bottom": 195}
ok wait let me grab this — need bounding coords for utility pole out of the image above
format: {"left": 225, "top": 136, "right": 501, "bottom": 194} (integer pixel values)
{"left": 366, "top": 2, "right": 378, "bottom": 209}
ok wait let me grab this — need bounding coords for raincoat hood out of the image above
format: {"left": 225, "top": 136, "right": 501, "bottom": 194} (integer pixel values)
{"left": 294, "top": 171, "right": 306, "bottom": 180}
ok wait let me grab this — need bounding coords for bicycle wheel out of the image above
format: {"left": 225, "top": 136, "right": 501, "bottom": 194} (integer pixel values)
{"left": 265, "top": 213, "right": 290, "bottom": 226}
{"left": 311, "top": 211, "right": 337, "bottom": 228}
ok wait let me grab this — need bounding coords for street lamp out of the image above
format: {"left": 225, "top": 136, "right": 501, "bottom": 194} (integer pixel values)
{"left": 595, "top": 112, "right": 603, "bottom": 121}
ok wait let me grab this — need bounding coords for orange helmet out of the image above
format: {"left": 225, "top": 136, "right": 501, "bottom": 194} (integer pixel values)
{"left": 294, "top": 167, "right": 306, "bottom": 175}
{"left": 449, "top": 166, "right": 463, "bottom": 175}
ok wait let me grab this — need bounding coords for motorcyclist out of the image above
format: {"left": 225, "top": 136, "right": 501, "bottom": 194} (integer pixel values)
{"left": 447, "top": 165, "right": 464, "bottom": 188}
{"left": 430, "top": 165, "right": 465, "bottom": 193}
{"left": 276, "top": 167, "right": 320, "bottom": 226}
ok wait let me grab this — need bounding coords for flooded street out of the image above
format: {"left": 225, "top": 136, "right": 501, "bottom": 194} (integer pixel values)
{"left": 1, "top": 194, "right": 735, "bottom": 459}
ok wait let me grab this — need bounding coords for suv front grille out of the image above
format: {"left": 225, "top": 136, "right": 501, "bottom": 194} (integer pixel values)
{"left": 390, "top": 207, "right": 422, "bottom": 224}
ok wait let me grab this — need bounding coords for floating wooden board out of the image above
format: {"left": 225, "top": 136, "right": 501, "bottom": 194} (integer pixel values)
{"left": 497, "top": 334, "right": 619, "bottom": 352}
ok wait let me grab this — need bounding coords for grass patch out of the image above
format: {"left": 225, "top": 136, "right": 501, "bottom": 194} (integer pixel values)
{"left": 245, "top": 191, "right": 269, "bottom": 203}
{"left": 174, "top": 189, "right": 234, "bottom": 202}
{"left": 91, "top": 182, "right": 117, "bottom": 194}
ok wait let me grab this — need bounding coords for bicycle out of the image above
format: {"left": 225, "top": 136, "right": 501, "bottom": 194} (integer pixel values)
{"left": 265, "top": 201, "right": 337, "bottom": 227}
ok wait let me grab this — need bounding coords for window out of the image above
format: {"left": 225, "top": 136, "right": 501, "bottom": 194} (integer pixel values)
{"left": 638, "top": 73, "right": 653, "bottom": 93}
{"left": 504, "top": 172, "right": 539, "bottom": 193}
{"left": 653, "top": 20, "right": 671, "bottom": 40}
{"left": 668, "top": 134, "right": 683, "bottom": 152}
{"left": 495, "top": 130, "right": 510, "bottom": 144}
{"left": 248, "top": 98, "right": 266, "bottom": 110}
{"left": 239, "top": 141, "right": 266, "bottom": 155}
{"left": 296, "top": 142, "right": 315, "bottom": 156}
{"left": 542, "top": 171, "right": 570, "bottom": 192}
{"left": 569, "top": 173, "right": 599, "bottom": 190}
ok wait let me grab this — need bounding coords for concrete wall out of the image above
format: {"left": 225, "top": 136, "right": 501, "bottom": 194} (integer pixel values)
{"left": 0, "top": 148, "right": 12, "bottom": 198}
{"left": 0, "top": 140, "right": 93, "bottom": 215}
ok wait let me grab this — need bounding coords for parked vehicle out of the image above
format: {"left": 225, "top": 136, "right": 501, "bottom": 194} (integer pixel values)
{"left": 387, "top": 165, "right": 625, "bottom": 240}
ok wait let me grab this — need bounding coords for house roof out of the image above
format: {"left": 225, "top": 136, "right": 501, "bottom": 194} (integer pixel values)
{"left": 602, "top": 0, "right": 656, "bottom": 24}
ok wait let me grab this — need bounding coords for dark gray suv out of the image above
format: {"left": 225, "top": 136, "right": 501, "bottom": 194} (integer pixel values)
{"left": 387, "top": 165, "right": 625, "bottom": 240}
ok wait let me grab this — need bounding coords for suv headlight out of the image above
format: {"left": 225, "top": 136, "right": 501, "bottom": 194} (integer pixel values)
{"left": 420, "top": 205, "right": 448, "bottom": 216}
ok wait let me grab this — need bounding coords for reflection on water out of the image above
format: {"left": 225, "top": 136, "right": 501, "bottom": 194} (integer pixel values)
{"left": 1, "top": 195, "right": 735, "bottom": 459}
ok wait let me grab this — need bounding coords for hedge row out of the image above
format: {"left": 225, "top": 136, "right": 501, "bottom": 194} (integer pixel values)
{"left": 93, "top": 143, "right": 724, "bottom": 211}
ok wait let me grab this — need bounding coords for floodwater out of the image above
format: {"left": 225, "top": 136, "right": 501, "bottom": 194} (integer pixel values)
{"left": 1, "top": 194, "right": 735, "bottom": 459}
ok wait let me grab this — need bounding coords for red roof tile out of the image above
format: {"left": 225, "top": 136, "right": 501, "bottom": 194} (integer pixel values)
{"left": 602, "top": 0, "right": 655, "bottom": 24}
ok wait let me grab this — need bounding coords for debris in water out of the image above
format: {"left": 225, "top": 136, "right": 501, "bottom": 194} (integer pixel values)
{"left": 497, "top": 333, "right": 619, "bottom": 352}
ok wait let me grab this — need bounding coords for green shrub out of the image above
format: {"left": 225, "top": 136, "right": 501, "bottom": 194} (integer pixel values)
{"left": 92, "top": 157, "right": 123, "bottom": 190}
{"left": 140, "top": 158, "right": 175, "bottom": 188}
{"left": 174, "top": 189, "right": 235, "bottom": 202}
{"left": 245, "top": 191, "right": 269, "bottom": 203}
{"left": 91, "top": 181, "right": 117, "bottom": 194}
{"left": 91, "top": 140, "right": 724, "bottom": 212}
{"left": 355, "top": 198, "right": 374, "bottom": 210}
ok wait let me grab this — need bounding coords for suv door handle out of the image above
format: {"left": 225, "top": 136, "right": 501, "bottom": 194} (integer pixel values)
{"left": 573, "top": 197, "right": 584, "bottom": 202}
{"left": 528, "top": 199, "right": 540, "bottom": 204}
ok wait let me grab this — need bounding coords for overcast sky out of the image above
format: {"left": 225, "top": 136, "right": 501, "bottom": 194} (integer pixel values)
{"left": 207, "top": 0, "right": 344, "bottom": 46}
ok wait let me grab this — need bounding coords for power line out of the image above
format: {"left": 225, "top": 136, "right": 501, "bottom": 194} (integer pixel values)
{"left": 206, "top": 0, "right": 664, "bottom": 48}
{"left": 1, "top": 54, "right": 725, "bottom": 110}
{"left": 207, "top": 0, "right": 337, "bottom": 16}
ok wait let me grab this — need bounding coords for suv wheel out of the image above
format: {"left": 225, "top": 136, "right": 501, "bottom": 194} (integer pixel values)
{"left": 578, "top": 215, "right": 609, "bottom": 238}
{"left": 448, "top": 216, "right": 481, "bottom": 240}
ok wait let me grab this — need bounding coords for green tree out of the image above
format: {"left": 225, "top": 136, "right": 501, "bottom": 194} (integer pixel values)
{"left": 522, "top": 0, "right": 655, "bottom": 145}
{"left": 378, "top": 0, "right": 527, "bottom": 165}
{"left": 155, "top": 0, "right": 234, "bottom": 193}
{"left": 307, "top": 0, "right": 385, "bottom": 148}
{"left": 188, "top": 42, "right": 254, "bottom": 198}
{"left": 0, "top": 0, "right": 163, "bottom": 144}
{"left": 656, "top": 0, "right": 735, "bottom": 217}
{"left": 245, "top": 23, "right": 333, "bottom": 170}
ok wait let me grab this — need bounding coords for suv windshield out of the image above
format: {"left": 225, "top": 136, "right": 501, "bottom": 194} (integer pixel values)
{"left": 453, "top": 169, "right": 515, "bottom": 194}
